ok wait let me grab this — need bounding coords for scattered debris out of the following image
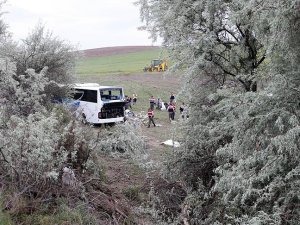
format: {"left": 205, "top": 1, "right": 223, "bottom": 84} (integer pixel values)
{"left": 124, "top": 109, "right": 135, "bottom": 118}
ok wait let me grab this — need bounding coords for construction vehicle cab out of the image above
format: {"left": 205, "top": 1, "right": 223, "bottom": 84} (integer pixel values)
{"left": 143, "top": 59, "right": 168, "bottom": 72}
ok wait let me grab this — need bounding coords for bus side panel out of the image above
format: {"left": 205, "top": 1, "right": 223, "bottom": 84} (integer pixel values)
{"left": 78, "top": 102, "right": 99, "bottom": 123}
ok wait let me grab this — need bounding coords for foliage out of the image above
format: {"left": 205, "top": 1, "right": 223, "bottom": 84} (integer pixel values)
{"left": 8, "top": 24, "right": 77, "bottom": 84}
{"left": 0, "top": 106, "right": 144, "bottom": 224}
{"left": 211, "top": 1, "right": 300, "bottom": 223}
{"left": 0, "top": 201, "right": 13, "bottom": 225}
{"left": 0, "top": 67, "right": 49, "bottom": 117}
{"left": 5, "top": 200, "right": 98, "bottom": 225}
{"left": 138, "top": 0, "right": 300, "bottom": 224}
{"left": 123, "top": 185, "right": 141, "bottom": 202}
{"left": 0, "top": 49, "right": 146, "bottom": 223}
{"left": 0, "top": 112, "right": 63, "bottom": 189}
{"left": 0, "top": 24, "right": 76, "bottom": 115}
{"left": 0, "top": 3, "right": 151, "bottom": 224}
{"left": 93, "top": 122, "right": 145, "bottom": 157}
{"left": 56, "top": 119, "right": 96, "bottom": 173}
{"left": 0, "top": 24, "right": 77, "bottom": 109}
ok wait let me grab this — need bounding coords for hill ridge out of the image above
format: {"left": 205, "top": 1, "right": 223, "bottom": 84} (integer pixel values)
{"left": 81, "top": 45, "right": 160, "bottom": 58}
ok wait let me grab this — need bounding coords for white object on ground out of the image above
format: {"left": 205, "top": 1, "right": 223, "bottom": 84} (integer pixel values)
{"left": 161, "top": 102, "right": 166, "bottom": 110}
{"left": 161, "top": 139, "right": 180, "bottom": 148}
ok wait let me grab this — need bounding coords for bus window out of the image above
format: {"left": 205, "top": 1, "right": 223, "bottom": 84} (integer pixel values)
{"left": 100, "top": 88, "right": 123, "bottom": 101}
{"left": 72, "top": 90, "right": 84, "bottom": 100}
{"left": 73, "top": 89, "right": 97, "bottom": 103}
{"left": 82, "top": 90, "right": 97, "bottom": 103}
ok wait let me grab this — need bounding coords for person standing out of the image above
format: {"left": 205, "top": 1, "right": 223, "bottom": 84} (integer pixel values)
{"left": 172, "top": 102, "right": 176, "bottom": 119}
{"left": 156, "top": 97, "right": 162, "bottom": 110}
{"left": 124, "top": 95, "right": 129, "bottom": 110}
{"left": 132, "top": 93, "right": 137, "bottom": 105}
{"left": 170, "top": 93, "right": 175, "bottom": 104}
{"left": 149, "top": 95, "right": 156, "bottom": 110}
{"left": 167, "top": 102, "right": 175, "bottom": 121}
{"left": 180, "top": 102, "right": 185, "bottom": 119}
{"left": 147, "top": 108, "right": 156, "bottom": 128}
{"left": 184, "top": 104, "right": 189, "bottom": 119}
{"left": 126, "top": 96, "right": 132, "bottom": 109}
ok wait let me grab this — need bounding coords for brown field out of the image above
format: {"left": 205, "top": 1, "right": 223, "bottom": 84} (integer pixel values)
{"left": 80, "top": 45, "right": 160, "bottom": 57}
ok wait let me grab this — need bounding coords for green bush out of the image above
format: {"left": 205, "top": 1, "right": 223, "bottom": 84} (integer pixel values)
{"left": 123, "top": 186, "right": 141, "bottom": 202}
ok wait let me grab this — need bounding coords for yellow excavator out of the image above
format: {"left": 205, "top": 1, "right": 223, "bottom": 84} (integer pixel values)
{"left": 143, "top": 59, "right": 168, "bottom": 72}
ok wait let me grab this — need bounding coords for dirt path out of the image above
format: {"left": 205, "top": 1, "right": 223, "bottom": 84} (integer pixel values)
{"left": 93, "top": 120, "right": 176, "bottom": 224}
{"left": 102, "top": 110, "right": 176, "bottom": 186}
{"left": 142, "top": 119, "right": 175, "bottom": 161}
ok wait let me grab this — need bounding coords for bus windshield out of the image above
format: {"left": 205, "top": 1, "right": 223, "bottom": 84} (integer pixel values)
{"left": 100, "top": 88, "right": 123, "bottom": 101}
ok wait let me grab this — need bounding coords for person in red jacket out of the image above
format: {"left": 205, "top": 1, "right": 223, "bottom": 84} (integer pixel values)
{"left": 147, "top": 108, "right": 156, "bottom": 128}
{"left": 167, "top": 102, "right": 176, "bottom": 121}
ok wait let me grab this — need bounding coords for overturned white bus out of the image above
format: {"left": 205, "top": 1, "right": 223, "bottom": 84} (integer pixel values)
{"left": 67, "top": 83, "right": 126, "bottom": 124}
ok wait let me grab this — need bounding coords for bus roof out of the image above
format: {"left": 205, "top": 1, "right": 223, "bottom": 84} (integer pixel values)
{"left": 72, "top": 83, "right": 123, "bottom": 90}
{"left": 73, "top": 83, "right": 100, "bottom": 87}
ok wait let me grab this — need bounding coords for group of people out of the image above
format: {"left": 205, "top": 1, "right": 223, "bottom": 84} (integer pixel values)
{"left": 124, "top": 92, "right": 189, "bottom": 128}
{"left": 147, "top": 93, "right": 189, "bottom": 128}
{"left": 125, "top": 93, "right": 138, "bottom": 110}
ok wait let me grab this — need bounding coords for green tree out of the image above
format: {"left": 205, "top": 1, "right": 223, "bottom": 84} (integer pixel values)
{"left": 0, "top": 23, "right": 77, "bottom": 116}
{"left": 138, "top": 0, "right": 300, "bottom": 224}
{"left": 9, "top": 24, "right": 77, "bottom": 83}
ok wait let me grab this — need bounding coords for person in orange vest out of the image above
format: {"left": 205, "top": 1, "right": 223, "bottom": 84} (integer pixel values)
{"left": 147, "top": 108, "right": 156, "bottom": 128}
{"left": 167, "top": 102, "right": 176, "bottom": 121}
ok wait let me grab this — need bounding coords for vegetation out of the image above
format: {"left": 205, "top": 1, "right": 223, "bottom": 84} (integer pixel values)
{"left": 123, "top": 186, "right": 141, "bottom": 202}
{"left": 1, "top": 0, "right": 299, "bottom": 224}
{"left": 137, "top": 0, "right": 300, "bottom": 224}
{"left": 0, "top": 3, "right": 147, "bottom": 224}
{"left": 3, "top": 24, "right": 77, "bottom": 84}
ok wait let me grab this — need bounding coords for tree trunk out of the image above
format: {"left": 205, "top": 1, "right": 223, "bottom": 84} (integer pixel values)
{"left": 239, "top": 79, "right": 257, "bottom": 92}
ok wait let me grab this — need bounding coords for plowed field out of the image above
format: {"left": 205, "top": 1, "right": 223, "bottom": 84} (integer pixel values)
{"left": 81, "top": 45, "right": 160, "bottom": 57}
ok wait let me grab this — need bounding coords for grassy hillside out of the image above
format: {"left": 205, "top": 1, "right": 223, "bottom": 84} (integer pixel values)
{"left": 74, "top": 72, "right": 181, "bottom": 116}
{"left": 75, "top": 46, "right": 181, "bottom": 124}
{"left": 76, "top": 48, "right": 170, "bottom": 77}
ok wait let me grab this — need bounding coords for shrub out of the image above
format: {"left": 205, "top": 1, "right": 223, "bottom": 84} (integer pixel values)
{"left": 123, "top": 186, "right": 141, "bottom": 202}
